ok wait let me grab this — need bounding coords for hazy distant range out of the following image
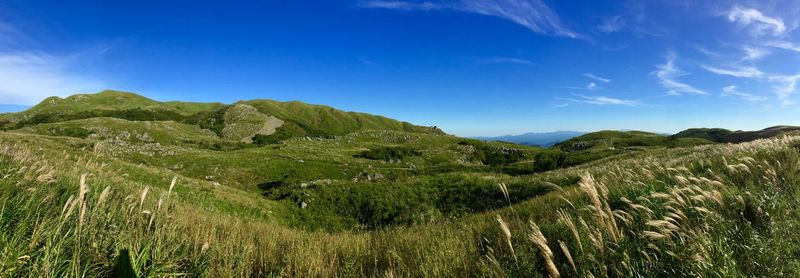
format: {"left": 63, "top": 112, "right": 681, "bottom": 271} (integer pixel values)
{"left": 472, "top": 131, "right": 585, "bottom": 147}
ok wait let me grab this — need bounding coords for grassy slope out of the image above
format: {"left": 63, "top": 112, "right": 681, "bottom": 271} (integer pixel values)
{"left": 8, "top": 90, "right": 222, "bottom": 118}
{"left": 553, "top": 130, "right": 713, "bottom": 166}
{"left": 674, "top": 125, "right": 800, "bottom": 143}
{"left": 240, "top": 99, "right": 434, "bottom": 135}
{"left": 0, "top": 91, "right": 439, "bottom": 142}
{"left": 18, "top": 117, "right": 223, "bottom": 144}
{"left": 557, "top": 130, "right": 714, "bottom": 150}
{"left": 2, "top": 92, "right": 800, "bottom": 276}
{"left": 12, "top": 119, "right": 550, "bottom": 231}
{"left": 1, "top": 128, "right": 799, "bottom": 276}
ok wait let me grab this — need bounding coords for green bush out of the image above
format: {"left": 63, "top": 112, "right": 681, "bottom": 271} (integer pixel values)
{"left": 458, "top": 140, "right": 527, "bottom": 166}
{"left": 354, "top": 146, "right": 421, "bottom": 161}
{"left": 532, "top": 150, "right": 567, "bottom": 172}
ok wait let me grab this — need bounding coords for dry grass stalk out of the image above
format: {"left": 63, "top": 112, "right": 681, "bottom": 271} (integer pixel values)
{"left": 78, "top": 174, "right": 88, "bottom": 227}
{"left": 96, "top": 186, "right": 111, "bottom": 207}
{"left": 556, "top": 210, "right": 582, "bottom": 251}
{"left": 642, "top": 231, "right": 668, "bottom": 241}
{"left": 63, "top": 198, "right": 79, "bottom": 221}
{"left": 168, "top": 176, "right": 177, "bottom": 197}
{"left": 157, "top": 193, "right": 164, "bottom": 212}
{"left": 578, "top": 173, "right": 619, "bottom": 242}
{"left": 140, "top": 186, "right": 150, "bottom": 208}
{"left": 558, "top": 240, "right": 577, "bottom": 275}
{"left": 61, "top": 194, "right": 75, "bottom": 216}
{"left": 528, "top": 220, "right": 559, "bottom": 278}
{"left": 495, "top": 215, "right": 517, "bottom": 262}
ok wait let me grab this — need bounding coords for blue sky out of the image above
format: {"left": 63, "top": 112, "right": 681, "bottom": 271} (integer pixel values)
{"left": 1, "top": 1, "right": 800, "bottom": 136}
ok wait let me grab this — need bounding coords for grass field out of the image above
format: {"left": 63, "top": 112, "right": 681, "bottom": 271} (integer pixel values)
{"left": 2, "top": 92, "right": 800, "bottom": 277}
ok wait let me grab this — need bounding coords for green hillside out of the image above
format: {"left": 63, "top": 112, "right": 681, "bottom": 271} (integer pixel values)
{"left": 674, "top": 126, "right": 800, "bottom": 143}
{"left": 2, "top": 122, "right": 800, "bottom": 276}
{"left": 552, "top": 130, "right": 713, "bottom": 166}
{"left": 3, "top": 90, "right": 222, "bottom": 120}
{"left": 0, "top": 90, "right": 442, "bottom": 143}
{"left": 2, "top": 92, "right": 800, "bottom": 276}
{"left": 558, "top": 130, "right": 713, "bottom": 151}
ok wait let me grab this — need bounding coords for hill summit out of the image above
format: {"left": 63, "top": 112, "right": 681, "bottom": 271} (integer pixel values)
{"left": 0, "top": 90, "right": 443, "bottom": 142}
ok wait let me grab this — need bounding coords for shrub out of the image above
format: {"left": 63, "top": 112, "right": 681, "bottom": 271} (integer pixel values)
{"left": 459, "top": 140, "right": 527, "bottom": 166}
{"left": 354, "top": 146, "right": 421, "bottom": 161}
{"left": 533, "top": 150, "right": 567, "bottom": 172}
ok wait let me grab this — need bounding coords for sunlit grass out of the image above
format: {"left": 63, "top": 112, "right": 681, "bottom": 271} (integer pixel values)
{"left": 1, "top": 130, "right": 800, "bottom": 276}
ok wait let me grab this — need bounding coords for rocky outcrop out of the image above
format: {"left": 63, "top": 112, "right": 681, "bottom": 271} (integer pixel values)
{"left": 221, "top": 104, "right": 284, "bottom": 143}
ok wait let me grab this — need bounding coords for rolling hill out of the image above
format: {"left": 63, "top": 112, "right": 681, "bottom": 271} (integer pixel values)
{"left": 673, "top": 125, "right": 800, "bottom": 143}
{"left": 556, "top": 130, "right": 714, "bottom": 151}
{"left": 0, "top": 90, "right": 443, "bottom": 142}
{"left": 2, "top": 90, "right": 800, "bottom": 276}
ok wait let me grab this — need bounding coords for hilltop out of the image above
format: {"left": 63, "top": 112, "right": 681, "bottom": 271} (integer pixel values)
{"left": 672, "top": 126, "right": 800, "bottom": 143}
{"left": 0, "top": 90, "right": 442, "bottom": 142}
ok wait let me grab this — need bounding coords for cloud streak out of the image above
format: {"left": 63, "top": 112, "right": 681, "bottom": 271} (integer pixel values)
{"left": 726, "top": 6, "right": 786, "bottom": 36}
{"left": 742, "top": 46, "right": 770, "bottom": 61}
{"left": 583, "top": 73, "right": 610, "bottom": 83}
{"left": 702, "top": 65, "right": 763, "bottom": 78}
{"left": 596, "top": 15, "right": 624, "bottom": 33}
{"left": 765, "top": 40, "right": 800, "bottom": 53}
{"left": 359, "top": 0, "right": 582, "bottom": 39}
{"left": 654, "top": 54, "right": 707, "bottom": 95}
{"left": 358, "top": 1, "right": 442, "bottom": 11}
{"left": 768, "top": 74, "right": 800, "bottom": 106}
{"left": 557, "top": 94, "right": 639, "bottom": 106}
{"left": 0, "top": 18, "right": 108, "bottom": 105}
{"left": 0, "top": 51, "right": 107, "bottom": 105}
{"left": 721, "top": 85, "right": 766, "bottom": 102}
{"left": 476, "top": 57, "right": 534, "bottom": 65}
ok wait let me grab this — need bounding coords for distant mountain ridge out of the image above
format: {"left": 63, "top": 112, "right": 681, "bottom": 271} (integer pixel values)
{"left": 473, "top": 131, "right": 585, "bottom": 147}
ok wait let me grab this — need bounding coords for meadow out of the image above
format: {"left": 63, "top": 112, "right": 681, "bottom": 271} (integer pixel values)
{"left": 1, "top": 92, "right": 799, "bottom": 277}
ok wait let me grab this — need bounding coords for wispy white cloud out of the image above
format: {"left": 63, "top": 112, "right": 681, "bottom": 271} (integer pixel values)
{"left": 359, "top": 0, "right": 582, "bottom": 39}
{"left": 765, "top": 40, "right": 800, "bottom": 53}
{"left": 692, "top": 45, "right": 723, "bottom": 58}
{"left": 0, "top": 20, "right": 34, "bottom": 48}
{"left": 583, "top": 73, "right": 610, "bottom": 83}
{"left": 721, "top": 85, "right": 766, "bottom": 102}
{"left": 476, "top": 57, "right": 534, "bottom": 65}
{"left": 768, "top": 74, "right": 800, "bottom": 106}
{"left": 654, "top": 53, "right": 707, "bottom": 95}
{"left": 702, "top": 65, "right": 763, "bottom": 78}
{"left": 0, "top": 18, "right": 108, "bottom": 105}
{"left": 586, "top": 82, "right": 598, "bottom": 90}
{"left": 596, "top": 15, "right": 624, "bottom": 33}
{"left": 557, "top": 94, "right": 639, "bottom": 106}
{"left": 726, "top": 6, "right": 786, "bottom": 36}
{"left": 742, "top": 46, "right": 770, "bottom": 61}
{"left": 0, "top": 51, "right": 107, "bottom": 105}
{"left": 358, "top": 1, "right": 442, "bottom": 11}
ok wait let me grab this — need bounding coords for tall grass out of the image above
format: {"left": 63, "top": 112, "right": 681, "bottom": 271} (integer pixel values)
{"left": 2, "top": 134, "right": 800, "bottom": 276}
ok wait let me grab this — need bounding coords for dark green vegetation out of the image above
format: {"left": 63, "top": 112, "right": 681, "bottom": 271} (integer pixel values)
{"left": 672, "top": 125, "right": 800, "bottom": 143}
{"left": 354, "top": 146, "right": 421, "bottom": 161}
{"left": 2, "top": 90, "right": 800, "bottom": 276}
